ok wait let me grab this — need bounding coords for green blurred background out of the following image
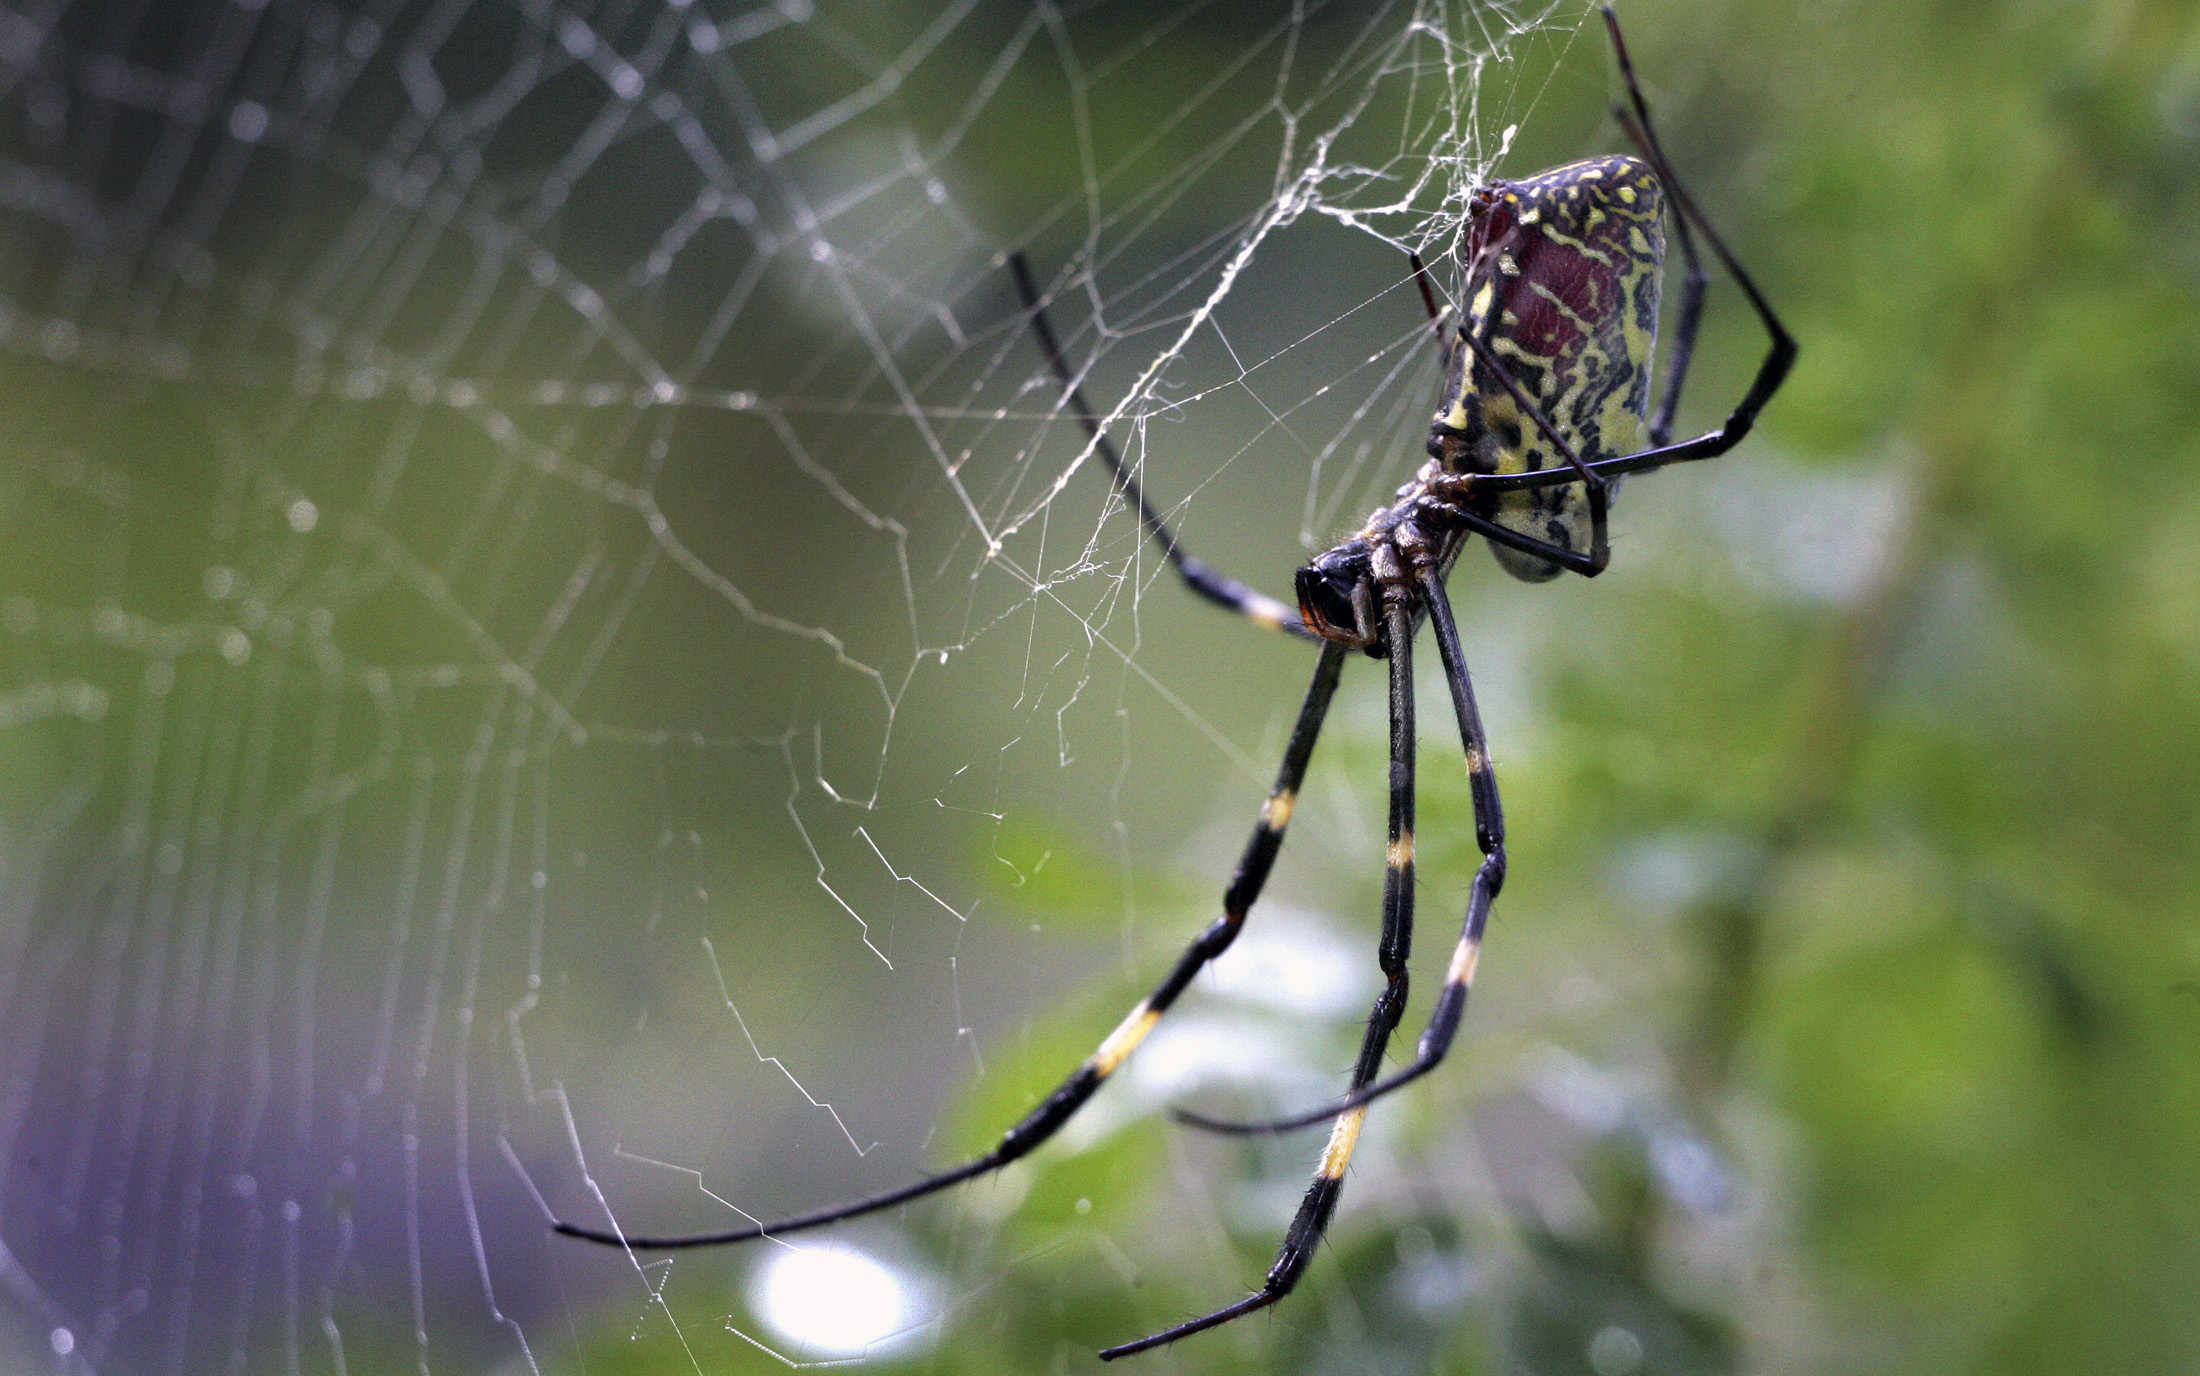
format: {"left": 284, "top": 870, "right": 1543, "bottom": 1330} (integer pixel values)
{"left": 0, "top": 0, "right": 2196, "bottom": 1373}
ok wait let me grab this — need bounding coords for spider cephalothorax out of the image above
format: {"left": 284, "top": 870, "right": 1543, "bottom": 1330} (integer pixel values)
{"left": 1294, "top": 505, "right": 1450, "bottom": 654}
{"left": 1294, "top": 540, "right": 1382, "bottom": 649}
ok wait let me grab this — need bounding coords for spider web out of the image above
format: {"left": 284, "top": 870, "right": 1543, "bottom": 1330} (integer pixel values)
{"left": 0, "top": 0, "right": 1605, "bottom": 1370}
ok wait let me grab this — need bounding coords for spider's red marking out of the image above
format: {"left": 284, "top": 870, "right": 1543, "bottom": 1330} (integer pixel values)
{"left": 1471, "top": 204, "right": 1626, "bottom": 367}
{"left": 1459, "top": 155, "right": 1661, "bottom": 423}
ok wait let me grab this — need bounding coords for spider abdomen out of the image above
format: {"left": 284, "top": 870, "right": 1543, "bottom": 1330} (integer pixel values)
{"left": 1431, "top": 154, "right": 1666, "bottom": 581}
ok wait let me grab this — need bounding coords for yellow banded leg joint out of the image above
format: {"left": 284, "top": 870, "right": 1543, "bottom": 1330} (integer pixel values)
{"left": 1317, "top": 1107, "right": 1368, "bottom": 1181}
{"left": 1444, "top": 936, "right": 1481, "bottom": 987}
{"left": 1091, "top": 1003, "right": 1160, "bottom": 1077}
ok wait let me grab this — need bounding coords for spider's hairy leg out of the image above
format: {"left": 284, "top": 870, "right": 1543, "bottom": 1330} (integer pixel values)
{"left": 1451, "top": 324, "right": 1613, "bottom": 576}
{"left": 1597, "top": 4, "right": 1706, "bottom": 448}
{"left": 1009, "top": 253, "right": 1313, "bottom": 639}
{"left": 1409, "top": 250, "right": 1449, "bottom": 339}
{"left": 1645, "top": 196, "right": 1707, "bottom": 449}
{"left": 1397, "top": 298, "right": 1622, "bottom": 580}
{"left": 550, "top": 644, "right": 1348, "bottom": 1255}
{"left": 1173, "top": 568, "right": 1504, "bottom": 1137}
{"left": 1100, "top": 594, "right": 1421, "bottom": 1361}
{"left": 1609, "top": 30, "right": 1709, "bottom": 448}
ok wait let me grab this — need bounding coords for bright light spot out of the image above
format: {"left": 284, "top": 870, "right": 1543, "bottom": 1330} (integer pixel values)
{"left": 1588, "top": 1324, "right": 1644, "bottom": 1376}
{"left": 1711, "top": 456, "right": 1904, "bottom": 606}
{"left": 227, "top": 99, "right": 268, "bottom": 142}
{"left": 1129, "top": 1012, "right": 1299, "bottom": 1099}
{"left": 1611, "top": 829, "right": 1753, "bottom": 918}
{"left": 1206, "top": 912, "right": 1370, "bottom": 1017}
{"left": 1524, "top": 1046, "right": 1626, "bottom": 1135}
{"left": 49, "top": 1328, "right": 74, "bottom": 1356}
{"left": 218, "top": 627, "right": 252, "bottom": 665}
{"left": 286, "top": 497, "right": 319, "bottom": 533}
{"left": 1649, "top": 1128, "right": 1731, "bottom": 1212}
{"left": 749, "top": 1243, "right": 928, "bottom": 1358}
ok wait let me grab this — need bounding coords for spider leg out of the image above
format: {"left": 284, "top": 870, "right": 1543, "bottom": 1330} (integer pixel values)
{"left": 1100, "top": 593, "right": 1421, "bottom": 1360}
{"left": 1175, "top": 568, "right": 1501, "bottom": 1137}
{"left": 1612, "top": 48, "right": 1709, "bottom": 448}
{"left": 1587, "top": 7, "right": 1796, "bottom": 477}
{"left": 1011, "top": 253, "right": 1314, "bottom": 639}
{"left": 1445, "top": 498, "right": 1606, "bottom": 576}
{"left": 1645, "top": 189, "right": 1708, "bottom": 450}
{"left": 1451, "top": 323, "right": 1613, "bottom": 575}
{"left": 551, "top": 644, "right": 1348, "bottom": 1253}
{"left": 1409, "top": 250, "right": 1449, "bottom": 340}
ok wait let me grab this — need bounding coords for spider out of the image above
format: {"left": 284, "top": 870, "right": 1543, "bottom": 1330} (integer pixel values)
{"left": 556, "top": 8, "right": 1793, "bottom": 1359}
